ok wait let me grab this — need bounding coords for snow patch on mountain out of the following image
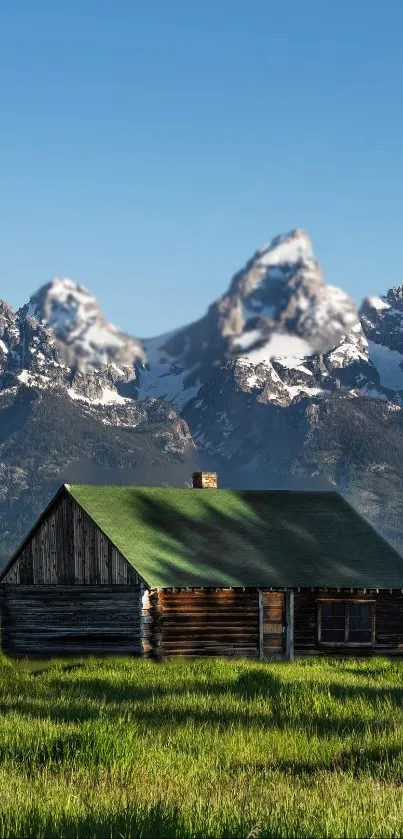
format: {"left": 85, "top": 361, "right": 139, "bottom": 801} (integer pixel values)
{"left": 367, "top": 341, "right": 403, "bottom": 391}
{"left": 275, "top": 357, "right": 313, "bottom": 375}
{"left": 67, "top": 386, "right": 129, "bottom": 406}
{"left": 232, "top": 329, "right": 262, "bottom": 351}
{"left": 137, "top": 330, "right": 202, "bottom": 410}
{"left": 238, "top": 333, "right": 314, "bottom": 366}
{"left": 367, "top": 296, "right": 390, "bottom": 312}
{"left": 256, "top": 228, "right": 313, "bottom": 268}
{"left": 139, "top": 362, "right": 202, "bottom": 410}
{"left": 17, "top": 370, "right": 52, "bottom": 387}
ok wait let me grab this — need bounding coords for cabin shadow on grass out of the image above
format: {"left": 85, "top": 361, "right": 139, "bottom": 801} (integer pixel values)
{"left": 7, "top": 661, "right": 401, "bottom": 743}
{"left": 10, "top": 803, "right": 188, "bottom": 839}
{"left": 230, "top": 743, "right": 403, "bottom": 780}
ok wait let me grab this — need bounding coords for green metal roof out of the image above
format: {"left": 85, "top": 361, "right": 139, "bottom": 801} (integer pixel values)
{"left": 65, "top": 484, "right": 403, "bottom": 589}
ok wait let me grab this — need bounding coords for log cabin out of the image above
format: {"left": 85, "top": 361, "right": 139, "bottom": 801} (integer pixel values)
{"left": 1, "top": 471, "right": 403, "bottom": 660}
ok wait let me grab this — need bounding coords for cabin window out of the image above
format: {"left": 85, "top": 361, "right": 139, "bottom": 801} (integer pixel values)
{"left": 318, "top": 601, "right": 375, "bottom": 645}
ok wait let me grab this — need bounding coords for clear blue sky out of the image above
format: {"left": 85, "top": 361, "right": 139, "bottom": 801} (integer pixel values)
{"left": 0, "top": 0, "right": 402, "bottom": 336}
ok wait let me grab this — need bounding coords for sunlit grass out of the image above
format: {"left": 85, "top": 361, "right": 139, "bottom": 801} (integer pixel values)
{"left": 0, "top": 654, "right": 403, "bottom": 837}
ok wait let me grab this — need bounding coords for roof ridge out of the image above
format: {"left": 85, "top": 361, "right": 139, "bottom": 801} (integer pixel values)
{"left": 64, "top": 483, "right": 339, "bottom": 496}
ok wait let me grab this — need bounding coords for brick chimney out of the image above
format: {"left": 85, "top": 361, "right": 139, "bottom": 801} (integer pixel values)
{"left": 192, "top": 471, "right": 218, "bottom": 489}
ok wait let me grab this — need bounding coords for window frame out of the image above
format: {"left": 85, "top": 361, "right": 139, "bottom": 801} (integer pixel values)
{"left": 317, "top": 599, "right": 376, "bottom": 647}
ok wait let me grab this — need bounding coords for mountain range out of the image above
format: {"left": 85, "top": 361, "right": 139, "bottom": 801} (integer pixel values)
{"left": 1, "top": 227, "right": 403, "bottom": 565}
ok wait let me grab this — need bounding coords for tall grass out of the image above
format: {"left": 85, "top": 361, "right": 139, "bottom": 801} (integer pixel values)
{"left": 0, "top": 654, "right": 403, "bottom": 837}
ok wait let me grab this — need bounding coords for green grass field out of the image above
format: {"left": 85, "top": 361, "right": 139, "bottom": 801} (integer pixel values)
{"left": 0, "top": 655, "right": 403, "bottom": 838}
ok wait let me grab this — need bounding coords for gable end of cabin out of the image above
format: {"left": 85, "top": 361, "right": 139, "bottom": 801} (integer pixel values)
{"left": 0, "top": 486, "right": 150, "bottom": 658}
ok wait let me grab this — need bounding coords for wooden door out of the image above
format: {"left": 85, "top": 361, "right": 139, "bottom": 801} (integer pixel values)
{"left": 260, "top": 591, "right": 285, "bottom": 660}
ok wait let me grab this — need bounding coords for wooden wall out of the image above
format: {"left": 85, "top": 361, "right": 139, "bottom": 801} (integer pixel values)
{"left": 151, "top": 588, "right": 259, "bottom": 660}
{"left": 2, "top": 491, "right": 140, "bottom": 586}
{"left": 294, "top": 590, "right": 403, "bottom": 657}
{"left": 0, "top": 585, "right": 143, "bottom": 658}
{"left": 261, "top": 591, "right": 285, "bottom": 660}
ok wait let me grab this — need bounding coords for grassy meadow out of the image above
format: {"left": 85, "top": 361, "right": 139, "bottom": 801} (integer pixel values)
{"left": 0, "top": 655, "right": 403, "bottom": 837}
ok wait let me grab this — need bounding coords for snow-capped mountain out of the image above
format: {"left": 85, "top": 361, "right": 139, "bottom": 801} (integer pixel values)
{"left": 0, "top": 296, "right": 194, "bottom": 446}
{"left": 137, "top": 228, "right": 402, "bottom": 413}
{"left": 0, "top": 299, "right": 195, "bottom": 564}
{"left": 26, "top": 230, "right": 403, "bottom": 414}
{"left": 26, "top": 231, "right": 361, "bottom": 412}
{"left": 0, "top": 299, "right": 142, "bottom": 416}
{"left": 138, "top": 228, "right": 360, "bottom": 409}
{"left": 29, "top": 278, "right": 145, "bottom": 379}
{"left": 15, "top": 227, "right": 403, "bottom": 450}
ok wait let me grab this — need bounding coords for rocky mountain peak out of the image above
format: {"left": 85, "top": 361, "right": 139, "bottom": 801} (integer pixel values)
{"left": 136, "top": 229, "right": 361, "bottom": 412}
{"left": 228, "top": 228, "right": 314, "bottom": 302}
{"left": 29, "top": 277, "right": 101, "bottom": 336}
{"left": 215, "top": 228, "right": 359, "bottom": 359}
{"left": 29, "top": 277, "right": 146, "bottom": 376}
{"left": 386, "top": 285, "right": 403, "bottom": 311}
{"left": 0, "top": 301, "right": 19, "bottom": 373}
{"left": 0, "top": 299, "right": 16, "bottom": 321}
{"left": 256, "top": 226, "right": 313, "bottom": 265}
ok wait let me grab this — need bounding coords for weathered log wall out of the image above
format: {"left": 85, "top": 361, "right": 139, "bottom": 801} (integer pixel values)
{"left": 261, "top": 591, "right": 284, "bottom": 660}
{"left": 294, "top": 590, "right": 403, "bottom": 656}
{"left": 2, "top": 491, "right": 140, "bottom": 586}
{"left": 0, "top": 585, "right": 143, "bottom": 657}
{"left": 154, "top": 588, "right": 259, "bottom": 659}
